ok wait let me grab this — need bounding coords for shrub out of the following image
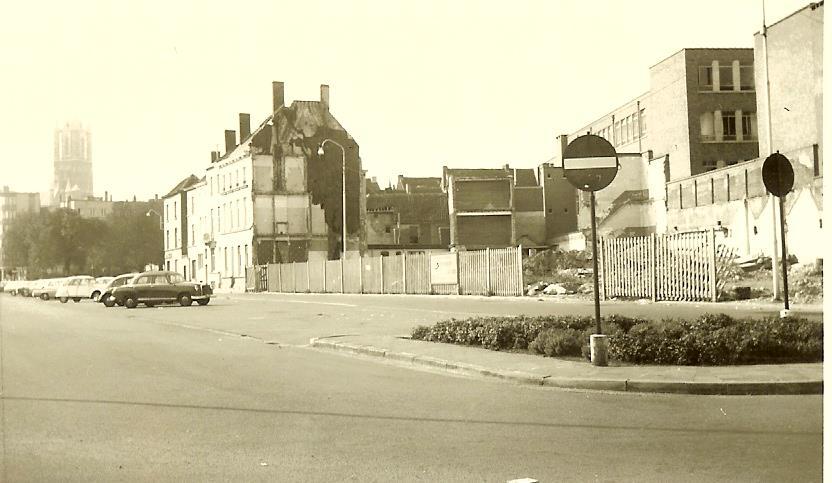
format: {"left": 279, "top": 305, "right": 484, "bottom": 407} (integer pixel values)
{"left": 529, "top": 328, "right": 583, "bottom": 357}
{"left": 413, "top": 312, "right": 822, "bottom": 366}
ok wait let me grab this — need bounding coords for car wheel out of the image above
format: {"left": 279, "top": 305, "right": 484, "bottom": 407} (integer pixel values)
{"left": 73, "top": 298, "right": 81, "bottom": 303}
{"left": 91, "top": 291, "right": 100, "bottom": 301}
{"left": 178, "top": 294, "right": 192, "bottom": 307}
{"left": 124, "top": 296, "right": 138, "bottom": 309}
{"left": 197, "top": 298, "right": 209, "bottom": 306}
{"left": 40, "top": 293, "right": 48, "bottom": 301}
{"left": 59, "top": 297, "right": 68, "bottom": 303}
{"left": 103, "top": 295, "right": 116, "bottom": 308}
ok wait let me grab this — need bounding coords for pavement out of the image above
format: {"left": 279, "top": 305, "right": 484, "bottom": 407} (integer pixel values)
{"left": 297, "top": 293, "right": 824, "bottom": 396}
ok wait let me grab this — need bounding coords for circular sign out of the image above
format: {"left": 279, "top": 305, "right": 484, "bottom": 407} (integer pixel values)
{"left": 762, "top": 152, "right": 794, "bottom": 197}
{"left": 562, "top": 134, "right": 620, "bottom": 192}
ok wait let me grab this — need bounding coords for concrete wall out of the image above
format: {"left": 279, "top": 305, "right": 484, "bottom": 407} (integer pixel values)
{"left": 647, "top": 50, "right": 692, "bottom": 180}
{"left": 665, "top": 144, "right": 822, "bottom": 261}
{"left": 755, "top": 3, "right": 823, "bottom": 160}
{"left": 539, "top": 163, "right": 578, "bottom": 242}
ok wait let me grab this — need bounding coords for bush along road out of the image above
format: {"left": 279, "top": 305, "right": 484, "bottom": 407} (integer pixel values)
{"left": 411, "top": 313, "right": 823, "bottom": 366}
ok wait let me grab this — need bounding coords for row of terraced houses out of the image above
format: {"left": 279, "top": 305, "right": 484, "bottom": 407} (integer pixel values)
{"left": 161, "top": 2, "right": 823, "bottom": 291}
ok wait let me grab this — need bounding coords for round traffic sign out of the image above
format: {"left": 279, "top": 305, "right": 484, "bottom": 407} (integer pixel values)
{"left": 762, "top": 152, "right": 794, "bottom": 197}
{"left": 562, "top": 134, "right": 619, "bottom": 192}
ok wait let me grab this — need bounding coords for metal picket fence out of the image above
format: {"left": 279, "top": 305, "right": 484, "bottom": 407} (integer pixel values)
{"left": 600, "top": 230, "right": 719, "bottom": 302}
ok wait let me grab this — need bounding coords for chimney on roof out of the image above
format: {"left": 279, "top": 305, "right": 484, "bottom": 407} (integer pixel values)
{"left": 105, "top": 190, "right": 108, "bottom": 202}
{"left": 239, "top": 113, "right": 251, "bottom": 142}
{"left": 155, "top": 194, "right": 159, "bottom": 200}
{"left": 503, "top": 164, "right": 510, "bottom": 171}
{"left": 272, "top": 81, "right": 284, "bottom": 112}
{"left": 320, "top": 84, "right": 330, "bottom": 109}
{"left": 224, "top": 130, "right": 236, "bottom": 154}
{"left": 211, "top": 151, "right": 218, "bottom": 163}
{"left": 557, "top": 134, "right": 569, "bottom": 165}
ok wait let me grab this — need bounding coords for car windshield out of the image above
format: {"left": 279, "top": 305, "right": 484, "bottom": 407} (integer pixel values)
{"left": 168, "top": 274, "right": 185, "bottom": 283}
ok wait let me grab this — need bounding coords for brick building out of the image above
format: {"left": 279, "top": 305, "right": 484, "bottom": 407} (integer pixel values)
{"left": 0, "top": 186, "right": 41, "bottom": 280}
{"left": 162, "top": 82, "right": 363, "bottom": 290}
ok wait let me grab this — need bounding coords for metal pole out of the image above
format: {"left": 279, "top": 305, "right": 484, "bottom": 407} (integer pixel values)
{"left": 779, "top": 195, "right": 790, "bottom": 311}
{"left": 590, "top": 191, "right": 601, "bottom": 335}
{"left": 761, "top": 0, "right": 781, "bottom": 300}
{"left": 342, "top": 147, "right": 347, "bottom": 262}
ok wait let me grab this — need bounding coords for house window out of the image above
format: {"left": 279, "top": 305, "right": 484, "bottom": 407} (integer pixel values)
{"left": 165, "top": 204, "right": 169, "bottom": 222}
{"left": 703, "top": 160, "right": 718, "bottom": 171}
{"left": 385, "top": 226, "right": 392, "bottom": 234}
{"left": 242, "top": 197, "right": 248, "bottom": 226}
{"left": 244, "top": 245, "right": 249, "bottom": 267}
{"left": 166, "top": 230, "right": 170, "bottom": 250}
{"left": 741, "top": 112, "right": 757, "bottom": 140}
{"left": 722, "top": 112, "right": 737, "bottom": 141}
{"left": 698, "top": 66, "right": 713, "bottom": 90}
{"left": 174, "top": 228, "right": 179, "bottom": 248}
{"left": 700, "top": 113, "right": 715, "bottom": 141}
{"left": 719, "top": 65, "right": 733, "bottom": 91}
{"left": 639, "top": 109, "right": 646, "bottom": 135}
{"left": 614, "top": 121, "right": 622, "bottom": 145}
{"left": 210, "top": 208, "right": 214, "bottom": 233}
{"left": 174, "top": 201, "right": 177, "bottom": 219}
{"left": 739, "top": 65, "right": 754, "bottom": 91}
{"left": 242, "top": 167, "right": 247, "bottom": 184}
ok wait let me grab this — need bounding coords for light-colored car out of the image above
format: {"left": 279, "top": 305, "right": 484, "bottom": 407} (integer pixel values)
{"left": 91, "top": 276, "right": 115, "bottom": 302}
{"left": 5, "top": 280, "right": 32, "bottom": 296}
{"left": 55, "top": 276, "right": 96, "bottom": 303}
{"left": 98, "top": 273, "right": 139, "bottom": 307}
{"left": 32, "top": 278, "right": 66, "bottom": 300}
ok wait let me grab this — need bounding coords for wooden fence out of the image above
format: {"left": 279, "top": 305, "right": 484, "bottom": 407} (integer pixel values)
{"left": 247, "top": 246, "right": 524, "bottom": 297}
{"left": 600, "top": 230, "right": 720, "bottom": 302}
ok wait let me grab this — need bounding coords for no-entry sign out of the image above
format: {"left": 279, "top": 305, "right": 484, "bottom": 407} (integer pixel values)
{"left": 762, "top": 152, "right": 795, "bottom": 197}
{"left": 563, "top": 134, "right": 619, "bottom": 192}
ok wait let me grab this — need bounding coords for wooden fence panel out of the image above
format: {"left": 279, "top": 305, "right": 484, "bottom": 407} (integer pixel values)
{"left": 361, "top": 256, "right": 382, "bottom": 294}
{"left": 489, "top": 247, "right": 522, "bottom": 296}
{"left": 382, "top": 255, "right": 404, "bottom": 294}
{"left": 405, "top": 253, "right": 431, "bottom": 294}
{"left": 343, "top": 257, "right": 362, "bottom": 293}
{"left": 294, "top": 262, "right": 309, "bottom": 293}
{"left": 307, "top": 259, "right": 325, "bottom": 293}
{"left": 279, "top": 263, "right": 294, "bottom": 292}
{"left": 325, "top": 260, "right": 342, "bottom": 293}
{"left": 459, "top": 251, "right": 488, "bottom": 295}
{"left": 267, "top": 264, "right": 280, "bottom": 292}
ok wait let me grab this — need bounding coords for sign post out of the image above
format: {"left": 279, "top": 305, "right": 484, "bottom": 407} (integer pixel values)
{"left": 761, "top": 152, "right": 794, "bottom": 317}
{"left": 562, "top": 134, "right": 619, "bottom": 366}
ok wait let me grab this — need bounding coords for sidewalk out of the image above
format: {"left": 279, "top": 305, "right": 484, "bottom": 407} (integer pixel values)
{"left": 310, "top": 334, "right": 823, "bottom": 395}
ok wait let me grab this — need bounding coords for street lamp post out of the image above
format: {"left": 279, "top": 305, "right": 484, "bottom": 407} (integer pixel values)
{"left": 317, "top": 139, "right": 347, "bottom": 261}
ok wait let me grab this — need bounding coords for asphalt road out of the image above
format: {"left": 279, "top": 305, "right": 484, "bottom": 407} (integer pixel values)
{"left": 0, "top": 293, "right": 822, "bottom": 482}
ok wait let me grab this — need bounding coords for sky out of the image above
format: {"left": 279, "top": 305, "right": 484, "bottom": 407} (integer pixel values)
{"left": 0, "top": 0, "right": 812, "bottom": 202}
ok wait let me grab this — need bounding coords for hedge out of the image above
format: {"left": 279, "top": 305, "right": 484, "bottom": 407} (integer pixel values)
{"left": 410, "top": 313, "right": 822, "bottom": 366}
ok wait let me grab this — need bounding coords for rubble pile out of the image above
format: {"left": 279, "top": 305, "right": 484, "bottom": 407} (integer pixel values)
{"left": 523, "top": 249, "right": 594, "bottom": 297}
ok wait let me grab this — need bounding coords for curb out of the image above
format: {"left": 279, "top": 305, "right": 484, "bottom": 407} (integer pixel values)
{"left": 309, "top": 338, "right": 823, "bottom": 396}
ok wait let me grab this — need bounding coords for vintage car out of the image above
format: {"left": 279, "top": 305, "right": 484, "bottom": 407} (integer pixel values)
{"left": 90, "top": 276, "right": 115, "bottom": 302}
{"left": 6, "top": 280, "right": 32, "bottom": 297}
{"left": 32, "top": 278, "right": 65, "bottom": 300}
{"left": 56, "top": 276, "right": 96, "bottom": 303}
{"left": 99, "top": 273, "right": 139, "bottom": 307}
{"left": 111, "top": 271, "right": 212, "bottom": 308}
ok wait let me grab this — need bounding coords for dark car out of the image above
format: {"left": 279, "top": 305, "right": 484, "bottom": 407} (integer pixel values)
{"left": 111, "top": 271, "right": 212, "bottom": 309}
{"left": 99, "top": 272, "right": 139, "bottom": 307}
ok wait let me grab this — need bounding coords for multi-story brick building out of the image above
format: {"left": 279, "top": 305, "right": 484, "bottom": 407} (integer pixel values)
{"left": 162, "top": 82, "right": 363, "bottom": 290}
{"left": 441, "top": 166, "right": 546, "bottom": 250}
{"left": 0, "top": 186, "right": 41, "bottom": 280}
{"left": 365, "top": 177, "right": 449, "bottom": 253}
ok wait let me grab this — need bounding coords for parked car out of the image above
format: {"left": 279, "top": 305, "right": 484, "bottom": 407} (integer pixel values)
{"left": 32, "top": 278, "right": 65, "bottom": 300}
{"left": 2, "top": 280, "right": 19, "bottom": 295}
{"left": 8, "top": 280, "right": 33, "bottom": 297}
{"left": 99, "top": 273, "right": 139, "bottom": 307}
{"left": 111, "top": 271, "right": 212, "bottom": 308}
{"left": 91, "top": 276, "right": 115, "bottom": 302}
{"left": 55, "top": 276, "right": 96, "bottom": 303}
